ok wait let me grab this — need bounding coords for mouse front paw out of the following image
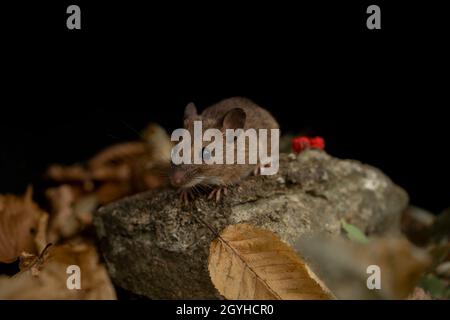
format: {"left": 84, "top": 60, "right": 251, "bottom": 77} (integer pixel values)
{"left": 207, "top": 186, "right": 228, "bottom": 202}
{"left": 179, "top": 189, "right": 195, "bottom": 205}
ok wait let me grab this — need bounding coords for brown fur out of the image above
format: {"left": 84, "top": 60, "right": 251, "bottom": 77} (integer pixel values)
{"left": 170, "top": 97, "right": 279, "bottom": 190}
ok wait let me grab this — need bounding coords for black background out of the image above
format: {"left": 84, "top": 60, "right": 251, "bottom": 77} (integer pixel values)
{"left": 1, "top": 1, "right": 448, "bottom": 213}
{"left": 0, "top": 300, "right": 447, "bottom": 319}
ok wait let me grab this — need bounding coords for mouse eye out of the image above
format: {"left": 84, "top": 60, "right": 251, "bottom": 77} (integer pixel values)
{"left": 202, "top": 147, "right": 211, "bottom": 161}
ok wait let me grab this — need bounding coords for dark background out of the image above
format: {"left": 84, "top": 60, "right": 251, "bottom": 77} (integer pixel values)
{"left": 1, "top": 1, "right": 448, "bottom": 213}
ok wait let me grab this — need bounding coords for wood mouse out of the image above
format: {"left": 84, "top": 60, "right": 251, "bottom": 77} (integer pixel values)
{"left": 169, "top": 97, "right": 279, "bottom": 203}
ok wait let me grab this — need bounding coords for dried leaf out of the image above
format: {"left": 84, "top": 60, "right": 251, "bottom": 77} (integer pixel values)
{"left": 0, "top": 241, "right": 116, "bottom": 300}
{"left": 73, "top": 194, "right": 98, "bottom": 226}
{"left": 46, "top": 185, "right": 99, "bottom": 242}
{"left": 95, "top": 182, "right": 131, "bottom": 205}
{"left": 140, "top": 122, "right": 173, "bottom": 164}
{"left": 341, "top": 219, "right": 369, "bottom": 244}
{"left": 0, "top": 187, "right": 45, "bottom": 263}
{"left": 296, "top": 235, "right": 431, "bottom": 299}
{"left": 34, "top": 213, "right": 50, "bottom": 253}
{"left": 46, "top": 185, "right": 79, "bottom": 242}
{"left": 46, "top": 164, "right": 92, "bottom": 188}
{"left": 88, "top": 142, "right": 148, "bottom": 170}
{"left": 44, "top": 123, "right": 171, "bottom": 208}
{"left": 208, "top": 224, "right": 334, "bottom": 300}
{"left": 90, "top": 164, "right": 130, "bottom": 181}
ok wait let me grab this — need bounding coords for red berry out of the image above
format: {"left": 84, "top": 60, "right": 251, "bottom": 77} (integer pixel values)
{"left": 310, "top": 137, "right": 325, "bottom": 150}
{"left": 292, "top": 136, "right": 325, "bottom": 153}
{"left": 292, "top": 136, "right": 311, "bottom": 153}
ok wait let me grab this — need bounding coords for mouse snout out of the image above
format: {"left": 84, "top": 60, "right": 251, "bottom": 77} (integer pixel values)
{"left": 170, "top": 167, "right": 186, "bottom": 187}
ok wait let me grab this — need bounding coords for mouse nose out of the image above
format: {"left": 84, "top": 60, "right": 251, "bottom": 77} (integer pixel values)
{"left": 171, "top": 169, "right": 185, "bottom": 187}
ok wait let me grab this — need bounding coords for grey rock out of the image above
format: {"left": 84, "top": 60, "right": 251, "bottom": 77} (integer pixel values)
{"left": 93, "top": 150, "right": 408, "bottom": 299}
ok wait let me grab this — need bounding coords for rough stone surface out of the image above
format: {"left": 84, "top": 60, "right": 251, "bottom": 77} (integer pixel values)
{"left": 93, "top": 150, "right": 409, "bottom": 299}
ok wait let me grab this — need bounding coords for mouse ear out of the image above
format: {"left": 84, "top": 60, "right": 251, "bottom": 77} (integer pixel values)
{"left": 222, "top": 108, "right": 246, "bottom": 130}
{"left": 184, "top": 102, "right": 198, "bottom": 119}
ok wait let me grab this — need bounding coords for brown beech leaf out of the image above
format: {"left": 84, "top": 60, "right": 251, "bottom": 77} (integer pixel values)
{"left": 0, "top": 187, "right": 45, "bottom": 263}
{"left": 296, "top": 235, "right": 431, "bottom": 299}
{"left": 46, "top": 163, "right": 91, "bottom": 182}
{"left": 90, "top": 164, "right": 130, "bottom": 181}
{"left": 72, "top": 194, "right": 98, "bottom": 226}
{"left": 34, "top": 212, "right": 50, "bottom": 253}
{"left": 95, "top": 181, "right": 131, "bottom": 205}
{"left": 46, "top": 185, "right": 99, "bottom": 242}
{"left": 0, "top": 241, "right": 116, "bottom": 300}
{"left": 46, "top": 185, "right": 79, "bottom": 242}
{"left": 208, "top": 224, "right": 334, "bottom": 300}
{"left": 140, "top": 122, "right": 173, "bottom": 164}
{"left": 88, "top": 142, "right": 148, "bottom": 170}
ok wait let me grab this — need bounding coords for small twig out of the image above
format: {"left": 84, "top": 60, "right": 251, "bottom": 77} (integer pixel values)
{"left": 13, "top": 243, "right": 53, "bottom": 278}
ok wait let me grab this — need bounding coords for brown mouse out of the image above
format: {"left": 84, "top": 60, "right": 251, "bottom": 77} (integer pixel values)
{"left": 169, "top": 97, "right": 279, "bottom": 203}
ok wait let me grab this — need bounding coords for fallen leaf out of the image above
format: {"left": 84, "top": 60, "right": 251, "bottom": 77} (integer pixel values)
{"left": 88, "top": 142, "right": 148, "bottom": 170}
{"left": 296, "top": 235, "right": 431, "bottom": 299}
{"left": 208, "top": 224, "right": 334, "bottom": 300}
{"left": 34, "top": 213, "right": 50, "bottom": 253}
{"left": 45, "top": 185, "right": 99, "bottom": 241}
{"left": 90, "top": 164, "right": 130, "bottom": 181}
{"left": 0, "top": 187, "right": 45, "bottom": 263}
{"left": 44, "top": 123, "right": 171, "bottom": 207}
{"left": 95, "top": 181, "right": 131, "bottom": 205}
{"left": 46, "top": 164, "right": 91, "bottom": 184}
{"left": 140, "top": 122, "right": 173, "bottom": 164}
{"left": 72, "top": 194, "right": 98, "bottom": 226}
{"left": 0, "top": 240, "right": 116, "bottom": 300}
{"left": 46, "top": 185, "right": 80, "bottom": 242}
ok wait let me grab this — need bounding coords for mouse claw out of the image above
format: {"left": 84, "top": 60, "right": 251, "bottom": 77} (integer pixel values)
{"left": 179, "top": 189, "right": 193, "bottom": 205}
{"left": 208, "top": 187, "right": 228, "bottom": 202}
